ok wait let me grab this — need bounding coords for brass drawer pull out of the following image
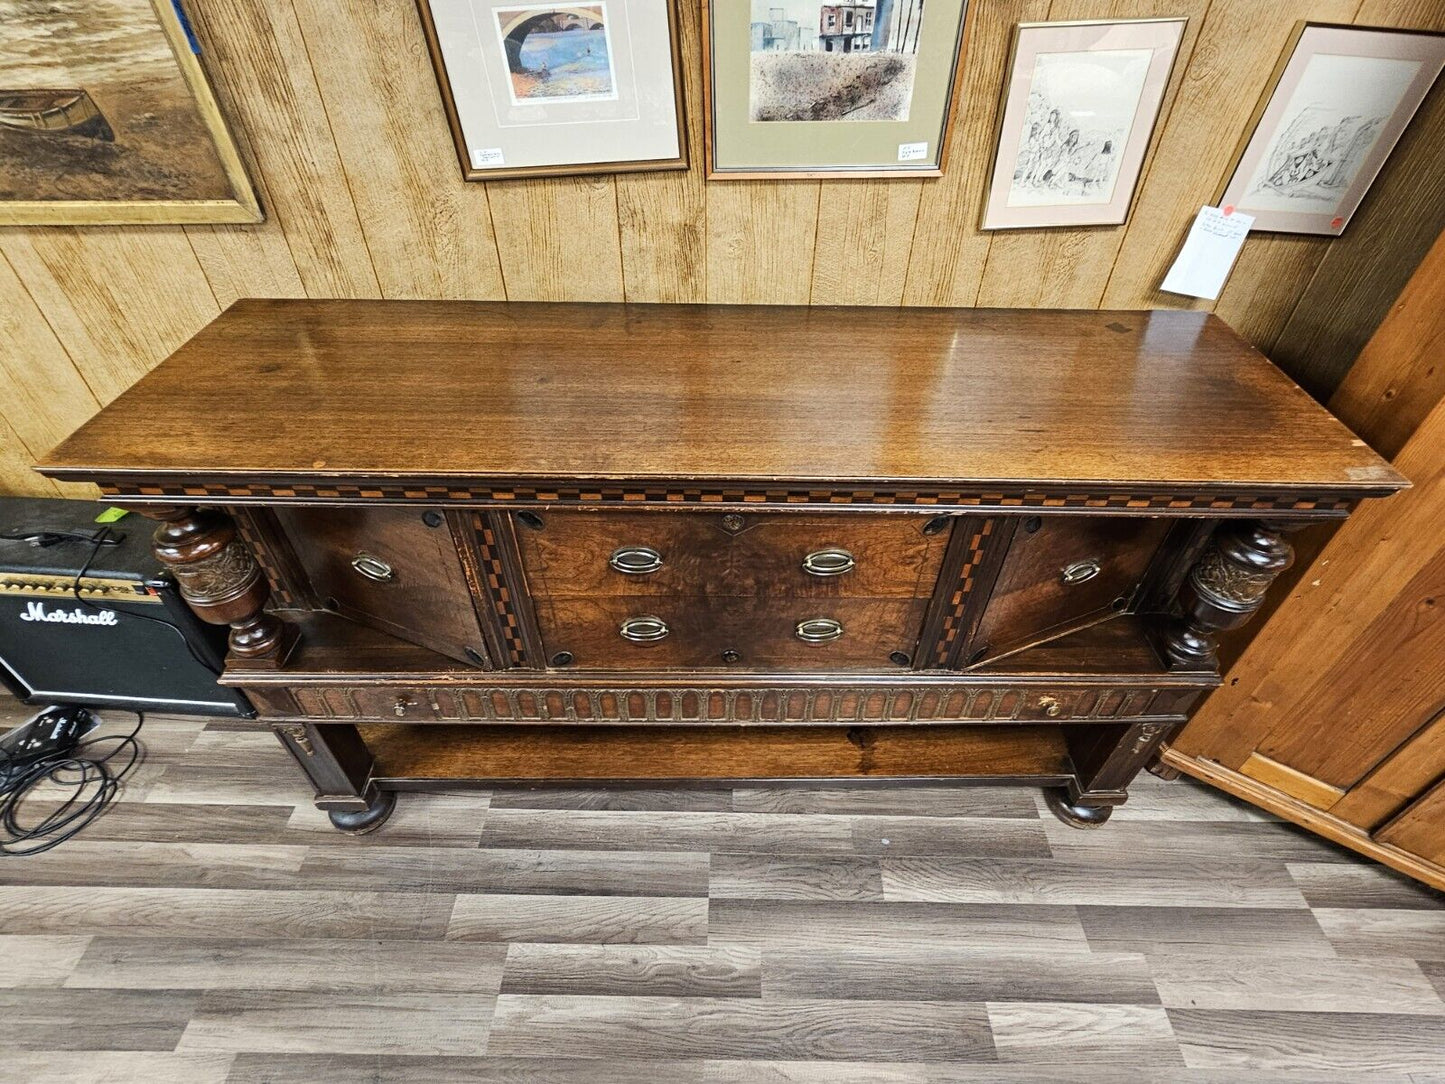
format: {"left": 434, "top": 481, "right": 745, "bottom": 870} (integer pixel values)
{"left": 1061, "top": 559, "right": 1101, "bottom": 585}
{"left": 802, "top": 548, "right": 856, "bottom": 577}
{"left": 795, "top": 617, "right": 844, "bottom": 643}
{"left": 609, "top": 546, "right": 664, "bottom": 575}
{"left": 619, "top": 615, "right": 669, "bottom": 643}
{"left": 1038, "top": 695, "right": 1063, "bottom": 718}
{"left": 351, "top": 553, "right": 396, "bottom": 583}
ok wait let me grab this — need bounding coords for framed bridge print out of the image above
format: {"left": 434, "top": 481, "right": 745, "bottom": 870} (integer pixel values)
{"left": 0, "top": 0, "right": 261, "bottom": 225}
{"left": 416, "top": 0, "right": 687, "bottom": 180}
{"left": 704, "top": 0, "right": 971, "bottom": 178}
{"left": 981, "top": 18, "right": 1186, "bottom": 230}
{"left": 1217, "top": 24, "right": 1445, "bottom": 236}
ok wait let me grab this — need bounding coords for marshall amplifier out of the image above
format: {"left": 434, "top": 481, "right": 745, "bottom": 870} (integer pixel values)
{"left": 0, "top": 498, "right": 252, "bottom": 717}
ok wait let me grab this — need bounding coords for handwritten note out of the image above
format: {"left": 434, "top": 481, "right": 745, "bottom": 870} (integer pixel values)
{"left": 1160, "top": 206, "right": 1254, "bottom": 301}
{"left": 471, "top": 147, "right": 506, "bottom": 169}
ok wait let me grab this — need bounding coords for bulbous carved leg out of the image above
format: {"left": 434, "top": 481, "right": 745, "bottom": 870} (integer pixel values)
{"left": 143, "top": 505, "right": 298, "bottom": 663}
{"left": 1163, "top": 520, "right": 1294, "bottom": 671}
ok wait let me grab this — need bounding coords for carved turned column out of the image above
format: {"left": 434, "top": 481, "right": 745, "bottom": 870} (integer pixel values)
{"left": 144, "top": 505, "right": 298, "bottom": 662}
{"left": 1163, "top": 520, "right": 1295, "bottom": 670}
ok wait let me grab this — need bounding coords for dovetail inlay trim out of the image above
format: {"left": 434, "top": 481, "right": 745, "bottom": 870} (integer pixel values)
{"left": 96, "top": 480, "right": 1356, "bottom": 515}
{"left": 932, "top": 518, "right": 995, "bottom": 665}
{"left": 473, "top": 513, "right": 528, "bottom": 667}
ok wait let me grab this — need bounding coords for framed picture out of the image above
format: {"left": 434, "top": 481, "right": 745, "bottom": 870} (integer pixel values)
{"left": 703, "top": 0, "right": 971, "bottom": 179}
{"left": 0, "top": 0, "right": 261, "bottom": 226}
{"left": 981, "top": 18, "right": 1186, "bottom": 230}
{"left": 1218, "top": 23, "right": 1445, "bottom": 236}
{"left": 416, "top": 0, "right": 687, "bottom": 180}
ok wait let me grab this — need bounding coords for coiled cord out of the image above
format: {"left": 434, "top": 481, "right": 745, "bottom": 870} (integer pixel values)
{"left": 0, "top": 710, "right": 145, "bottom": 856}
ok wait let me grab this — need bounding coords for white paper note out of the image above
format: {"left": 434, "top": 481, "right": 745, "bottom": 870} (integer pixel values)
{"left": 1160, "top": 206, "right": 1255, "bottom": 300}
{"left": 471, "top": 147, "right": 506, "bottom": 168}
{"left": 898, "top": 141, "right": 929, "bottom": 162}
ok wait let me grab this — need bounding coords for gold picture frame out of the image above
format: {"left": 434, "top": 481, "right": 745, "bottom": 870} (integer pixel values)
{"left": 703, "top": 0, "right": 972, "bottom": 179}
{"left": 416, "top": 0, "right": 688, "bottom": 181}
{"left": 0, "top": 0, "right": 262, "bottom": 226}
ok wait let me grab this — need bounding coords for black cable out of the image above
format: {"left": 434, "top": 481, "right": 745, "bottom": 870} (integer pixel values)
{"left": 0, "top": 710, "right": 145, "bottom": 856}
{"left": 69, "top": 526, "right": 223, "bottom": 677}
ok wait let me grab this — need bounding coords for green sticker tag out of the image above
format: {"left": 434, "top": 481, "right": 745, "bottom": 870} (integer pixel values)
{"left": 94, "top": 507, "right": 131, "bottom": 524}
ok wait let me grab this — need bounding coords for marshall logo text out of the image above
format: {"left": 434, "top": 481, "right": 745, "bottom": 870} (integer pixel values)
{"left": 18, "top": 601, "right": 118, "bottom": 626}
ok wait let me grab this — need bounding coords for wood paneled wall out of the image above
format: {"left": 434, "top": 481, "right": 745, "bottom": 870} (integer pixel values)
{"left": 2, "top": 0, "right": 1442, "bottom": 497}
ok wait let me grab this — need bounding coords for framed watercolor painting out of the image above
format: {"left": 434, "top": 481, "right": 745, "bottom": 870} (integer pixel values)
{"left": 1217, "top": 23, "right": 1445, "bottom": 236}
{"left": 981, "top": 18, "right": 1186, "bottom": 230}
{"left": 416, "top": 0, "right": 687, "bottom": 180}
{"left": 0, "top": 0, "right": 261, "bottom": 226}
{"left": 704, "top": 0, "right": 971, "bottom": 179}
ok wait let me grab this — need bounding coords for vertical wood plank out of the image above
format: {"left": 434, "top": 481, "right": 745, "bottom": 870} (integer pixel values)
{"left": 0, "top": 230, "right": 220, "bottom": 404}
{"left": 1100, "top": 0, "right": 1358, "bottom": 311}
{"left": 810, "top": 181, "right": 923, "bottom": 306}
{"left": 706, "top": 183, "right": 820, "bottom": 305}
{"left": 186, "top": 0, "right": 381, "bottom": 298}
{"left": 288, "top": 0, "right": 507, "bottom": 300}
{"left": 0, "top": 255, "right": 101, "bottom": 459}
{"left": 616, "top": 0, "right": 707, "bottom": 303}
{"left": 973, "top": 0, "right": 1208, "bottom": 310}
{"left": 487, "top": 178, "right": 626, "bottom": 301}
{"left": 901, "top": 0, "right": 1050, "bottom": 307}
{"left": 0, "top": 413, "right": 60, "bottom": 497}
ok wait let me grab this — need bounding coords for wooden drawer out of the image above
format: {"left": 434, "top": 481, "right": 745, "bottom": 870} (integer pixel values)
{"left": 514, "top": 511, "right": 952, "bottom": 599}
{"left": 251, "top": 680, "right": 1201, "bottom": 724}
{"left": 531, "top": 594, "right": 931, "bottom": 670}
{"left": 274, "top": 507, "right": 487, "bottom": 666}
{"left": 967, "top": 517, "right": 1170, "bottom": 665}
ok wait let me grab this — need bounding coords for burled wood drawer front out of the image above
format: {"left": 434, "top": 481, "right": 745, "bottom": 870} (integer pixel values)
{"left": 530, "top": 595, "right": 931, "bottom": 670}
{"left": 514, "top": 512, "right": 952, "bottom": 599}
{"left": 274, "top": 507, "right": 487, "bottom": 666}
{"left": 967, "top": 517, "right": 1171, "bottom": 665}
{"left": 250, "top": 681, "right": 1202, "bottom": 724}
{"left": 515, "top": 511, "right": 951, "bottom": 671}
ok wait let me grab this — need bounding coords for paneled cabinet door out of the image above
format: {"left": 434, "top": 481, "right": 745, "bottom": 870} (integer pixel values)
{"left": 274, "top": 507, "right": 489, "bottom": 666}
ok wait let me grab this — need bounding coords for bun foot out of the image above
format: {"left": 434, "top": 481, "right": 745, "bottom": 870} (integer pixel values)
{"left": 327, "top": 789, "right": 396, "bottom": 834}
{"left": 1045, "top": 788, "right": 1113, "bottom": 829}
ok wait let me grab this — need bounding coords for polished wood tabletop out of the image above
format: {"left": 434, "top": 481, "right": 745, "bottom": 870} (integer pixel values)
{"left": 40, "top": 300, "right": 1404, "bottom": 493}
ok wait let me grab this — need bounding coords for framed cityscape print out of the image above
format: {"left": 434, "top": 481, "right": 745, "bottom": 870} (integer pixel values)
{"left": 981, "top": 18, "right": 1186, "bottom": 230}
{"left": 0, "top": 0, "right": 261, "bottom": 226}
{"left": 1217, "top": 24, "right": 1445, "bottom": 236}
{"left": 416, "top": 0, "right": 687, "bottom": 180}
{"left": 704, "top": 0, "right": 971, "bottom": 178}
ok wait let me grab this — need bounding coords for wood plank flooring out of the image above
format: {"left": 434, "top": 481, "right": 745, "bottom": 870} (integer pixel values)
{"left": 2, "top": 700, "right": 1443, "bottom": 1081}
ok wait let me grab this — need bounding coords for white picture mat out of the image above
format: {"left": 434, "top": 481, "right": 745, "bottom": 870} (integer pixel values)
{"left": 983, "top": 19, "right": 1184, "bottom": 230}
{"left": 428, "top": 0, "right": 680, "bottom": 170}
{"left": 1220, "top": 25, "right": 1445, "bottom": 235}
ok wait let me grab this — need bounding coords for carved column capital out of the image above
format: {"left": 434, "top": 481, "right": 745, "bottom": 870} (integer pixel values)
{"left": 1163, "top": 520, "right": 1295, "bottom": 671}
{"left": 141, "top": 506, "right": 297, "bottom": 662}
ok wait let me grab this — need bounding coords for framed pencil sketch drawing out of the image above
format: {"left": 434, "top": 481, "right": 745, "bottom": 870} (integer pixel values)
{"left": 704, "top": 0, "right": 971, "bottom": 179}
{"left": 1218, "top": 24, "right": 1445, "bottom": 236}
{"left": 981, "top": 18, "right": 1185, "bottom": 230}
{"left": 416, "top": 0, "right": 687, "bottom": 180}
{"left": 0, "top": 0, "right": 261, "bottom": 225}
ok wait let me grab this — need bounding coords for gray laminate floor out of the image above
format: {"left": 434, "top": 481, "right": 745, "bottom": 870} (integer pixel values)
{"left": 2, "top": 700, "right": 1443, "bottom": 1082}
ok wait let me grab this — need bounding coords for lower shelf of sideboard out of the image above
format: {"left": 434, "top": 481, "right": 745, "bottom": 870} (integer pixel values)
{"left": 355, "top": 722, "right": 1075, "bottom": 786}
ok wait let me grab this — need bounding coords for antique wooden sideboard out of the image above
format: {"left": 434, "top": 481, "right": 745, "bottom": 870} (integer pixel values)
{"left": 37, "top": 300, "right": 1406, "bottom": 833}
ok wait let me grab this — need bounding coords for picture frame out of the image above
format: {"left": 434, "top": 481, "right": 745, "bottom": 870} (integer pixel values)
{"left": 1217, "top": 23, "right": 1445, "bottom": 236}
{"left": 703, "top": 0, "right": 972, "bottom": 179}
{"left": 980, "top": 18, "right": 1186, "bottom": 231}
{"left": 0, "top": 0, "right": 262, "bottom": 226}
{"left": 416, "top": 0, "right": 688, "bottom": 181}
